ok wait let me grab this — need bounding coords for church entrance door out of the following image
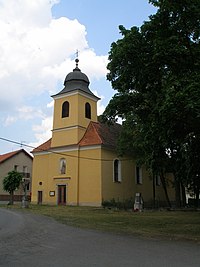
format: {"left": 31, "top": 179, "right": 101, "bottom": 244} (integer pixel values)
{"left": 58, "top": 185, "right": 66, "bottom": 205}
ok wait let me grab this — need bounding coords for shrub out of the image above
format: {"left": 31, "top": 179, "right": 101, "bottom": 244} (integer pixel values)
{"left": 102, "top": 198, "right": 135, "bottom": 210}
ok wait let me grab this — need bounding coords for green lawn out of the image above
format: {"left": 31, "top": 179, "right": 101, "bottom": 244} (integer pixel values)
{"left": 2, "top": 204, "right": 200, "bottom": 243}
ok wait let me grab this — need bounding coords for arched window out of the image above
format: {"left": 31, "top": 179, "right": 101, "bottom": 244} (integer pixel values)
{"left": 85, "top": 102, "right": 91, "bottom": 119}
{"left": 62, "top": 101, "right": 69, "bottom": 118}
{"left": 60, "top": 158, "right": 66, "bottom": 174}
{"left": 113, "top": 159, "right": 122, "bottom": 183}
{"left": 135, "top": 166, "right": 142, "bottom": 184}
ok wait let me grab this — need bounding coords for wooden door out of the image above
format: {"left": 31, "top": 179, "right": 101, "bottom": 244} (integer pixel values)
{"left": 37, "top": 191, "right": 43, "bottom": 204}
{"left": 58, "top": 185, "right": 66, "bottom": 205}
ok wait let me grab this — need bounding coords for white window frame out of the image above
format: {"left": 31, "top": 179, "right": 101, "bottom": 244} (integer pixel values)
{"left": 113, "top": 159, "right": 122, "bottom": 183}
{"left": 14, "top": 165, "right": 18, "bottom": 171}
{"left": 135, "top": 166, "right": 142, "bottom": 184}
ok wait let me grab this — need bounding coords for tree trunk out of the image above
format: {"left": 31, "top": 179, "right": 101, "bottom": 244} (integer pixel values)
{"left": 174, "top": 178, "right": 181, "bottom": 208}
{"left": 9, "top": 191, "right": 14, "bottom": 205}
{"left": 160, "top": 172, "right": 171, "bottom": 208}
{"left": 180, "top": 182, "right": 186, "bottom": 207}
{"left": 153, "top": 174, "right": 156, "bottom": 208}
{"left": 195, "top": 187, "right": 200, "bottom": 208}
{"left": 194, "top": 176, "right": 200, "bottom": 208}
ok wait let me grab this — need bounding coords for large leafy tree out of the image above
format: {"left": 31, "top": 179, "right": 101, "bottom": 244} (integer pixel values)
{"left": 103, "top": 0, "right": 200, "bottom": 207}
{"left": 3, "top": 170, "right": 23, "bottom": 205}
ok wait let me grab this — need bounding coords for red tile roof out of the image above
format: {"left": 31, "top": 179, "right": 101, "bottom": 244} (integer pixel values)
{"left": 31, "top": 139, "right": 52, "bottom": 153}
{"left": 79, "top": 122, "right": 121, "bottom": 148}
{"left": 0, "top": 149, "right": 32, "bottom": 164}
{"left": 78, "top": 122, "right": 102, "bottom": 146}
{"left": 32, "top": 122, "right": 121, "bottom": 153}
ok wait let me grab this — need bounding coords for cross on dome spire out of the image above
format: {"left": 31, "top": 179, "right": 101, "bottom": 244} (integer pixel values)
{"left": 75, "top": 58, "right": 79, "bottom": 68}
{"left": 75, "top": 49, "right": 79, "bottom": 59}
{"left": 74, "top": 49, "right": 80, "bottom": 71}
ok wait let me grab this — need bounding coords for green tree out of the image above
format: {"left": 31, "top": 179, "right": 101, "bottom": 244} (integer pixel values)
{"left": 183, "top": 135, "right": 200, "bottom": 207}
{"left": 3, "top": 170, "right": 23, "bottom": 205}
{"left": 103, "top": 0, "right": 200, "bottom": 207}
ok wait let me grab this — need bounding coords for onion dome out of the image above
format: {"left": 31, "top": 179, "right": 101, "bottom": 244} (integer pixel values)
{"left": 53, "top": 58, "right": 99, "bottom": 99}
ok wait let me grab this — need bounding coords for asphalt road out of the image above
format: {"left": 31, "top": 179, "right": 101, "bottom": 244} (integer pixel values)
{"left": 0, "top": 208, "right": 199, "bottom": 267}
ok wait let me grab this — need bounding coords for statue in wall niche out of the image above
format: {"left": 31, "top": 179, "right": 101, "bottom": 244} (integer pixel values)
{"left": 60, "top": 159, "right": 66, "bottom": 174}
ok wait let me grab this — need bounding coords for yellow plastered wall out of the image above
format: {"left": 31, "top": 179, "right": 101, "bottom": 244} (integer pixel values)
{"left": 31, "top": 148, "right": 175, "bottom": 206}
{"left": 134, "top": 169, "right": 175, "bottom": 205}
{"left": 31, "top": 147, "right": 102, "bottom": 206}
{"left": 51, "top": 92, "right": 98, "bottom": 147}
{"left": 134, "top": 167, "right": 152, "bottom": 201}
{"left": 101, "top": 149, "right": 135, "bottom": 202}
{"left": 31, "top": 154, "right": 49, "bottom": 204}
{"left": 101, "top": 149, "right": 175, "bottom": 205}
{"left": 77, "top": 94, "right": 98, "bottom": 126}
{"left": 31, "top": 150, "right": 80, "bottom": 205}
{"left": 78, "top": 147, "right": 102, "bottom": 206}
{"left": 51, "top": 127, "right": 87, "bottom": 148}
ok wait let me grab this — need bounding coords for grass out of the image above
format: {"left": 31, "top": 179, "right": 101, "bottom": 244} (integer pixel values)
{"left": 2, "top": 204, "right": 200, "bottom": 243}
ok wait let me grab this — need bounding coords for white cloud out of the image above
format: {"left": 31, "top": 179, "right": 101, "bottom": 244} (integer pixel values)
{"left": 92, "top": 90, "right": 105, "bottom": 115}
{"left": 29, "top": 92, "right": 105, "bottom": 148}
{"left": 0, "top": 0, "right": 108, "bottom": 111}
{"left": 0, "top": 0, "right": 58, "bottom": 27}
{"left": 4, "top": 116, "right": 17, "bottom": 126}
{"left": 29, "top": 116, "right": 53, "bottom": 149}
{"left": 78, "top": 50, "right": 108, "bottom": 81}
{"left": 3, "top": 105, "right": 45, "bottom": 126}
{"left": 47, "top": 100, "right": 54, "bottom": 108}
{"left": 18, "top": 106, "right": 45, "bottom": 120}
{"left": 32, "top": 116, "right": 52, "bottom": 134}
{"left": 0, "top": 0, "right": 109, "bottom": 152}
{"left": 97, "top": 101, "right": 106, "bottom": 116}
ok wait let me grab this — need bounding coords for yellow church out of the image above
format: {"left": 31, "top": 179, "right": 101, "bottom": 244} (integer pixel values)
{"left": 31, "top": 59, "right": 175, "bottom": 207}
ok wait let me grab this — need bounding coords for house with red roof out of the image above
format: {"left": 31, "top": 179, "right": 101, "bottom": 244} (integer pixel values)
{"left": 0, "top": 149, "right": 33, "bottom": 202}
{"left": 31, "top": 59, "right": 175, "bottom": 207}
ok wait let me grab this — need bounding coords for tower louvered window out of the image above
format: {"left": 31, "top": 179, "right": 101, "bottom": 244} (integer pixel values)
{"left": 85, "top": 102, "right": 91, "bottom": 119}
{"left": 62, "top": 101, "right": 69, "bottom": 118}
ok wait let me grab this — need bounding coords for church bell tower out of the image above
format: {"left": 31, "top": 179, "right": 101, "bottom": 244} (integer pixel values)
{"left": 51, "top": 58, "right": 100, "bottom": 147}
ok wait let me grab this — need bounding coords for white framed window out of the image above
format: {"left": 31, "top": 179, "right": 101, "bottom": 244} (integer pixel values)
{"left": 23, "top": 166, "right": 27, "bottom": 173}
{"left": 135, "top": 166, "right": 142, "bottom": 184}
{"left": 113, "top": 159, "right": 122, "bottom": 183}
{"left": 14, "top": 165, "right": 18, "bottom": 171}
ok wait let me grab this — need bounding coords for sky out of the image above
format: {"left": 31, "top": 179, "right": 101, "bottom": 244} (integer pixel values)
{"left": 0, "top": 0, "right": 156, "bottom": 155}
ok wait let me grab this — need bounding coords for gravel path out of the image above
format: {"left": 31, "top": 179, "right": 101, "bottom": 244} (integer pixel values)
{"left": 0, "top": 208, "right": 199, "bottom": 267}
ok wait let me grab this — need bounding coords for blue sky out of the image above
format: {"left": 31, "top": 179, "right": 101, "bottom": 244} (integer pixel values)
{"left": 0, "top": 0, "right": 156, "bottom": 154}
{"left": 52, "top": 0, "right": 156, "bottom": 54}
